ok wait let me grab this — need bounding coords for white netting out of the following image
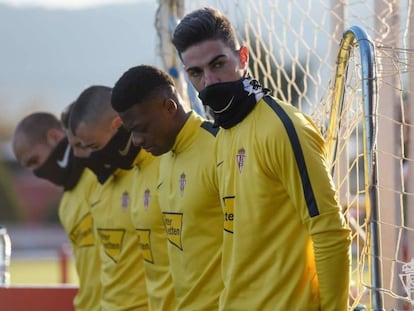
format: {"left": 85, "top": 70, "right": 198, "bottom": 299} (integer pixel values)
{"left": 155, "top": 1, "right": 414, "bottom": 309}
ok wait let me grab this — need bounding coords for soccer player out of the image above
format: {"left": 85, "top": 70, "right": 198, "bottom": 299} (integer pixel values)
{"left": 127, "top": 145, "right": 177, "bottom": 311}
{"left": 69, "top": 85, "right": 176, "bottom": 310}
{"left": 172, "top": 7, "right": 352, "bottom": 310}
{"left": 12, "top": 112, "right": 102, "bottom": 311}
{"left": 111, "top": 64, "right": 224, "bottom": 310}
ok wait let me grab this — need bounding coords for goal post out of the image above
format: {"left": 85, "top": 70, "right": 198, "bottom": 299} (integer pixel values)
{"left": 327, "top": 25, "right": 382, "bottom": 310}
{"left": 154, "top": 0, "right": 206, "bottom": 118}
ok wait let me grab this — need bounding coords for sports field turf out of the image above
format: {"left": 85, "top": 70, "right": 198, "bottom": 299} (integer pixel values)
{"left": 9, "top": 257, "right": 78, "bottom": 285}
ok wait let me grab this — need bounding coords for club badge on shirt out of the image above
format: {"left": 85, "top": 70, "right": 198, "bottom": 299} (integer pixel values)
{"left": 122, "top": 191, "right": 129, "bottom": 212}
{"left": 179, "top": 172, "right": 186, "bottom": 197}
{"left": 144, "top": 189, "right": 150, "bottom": 211}
{"left": 237, "top": 147, "right": 246, "bottom": 173}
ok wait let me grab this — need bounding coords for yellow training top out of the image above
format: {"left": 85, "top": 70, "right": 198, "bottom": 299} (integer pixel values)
{"left": 158, "top": 112, "right": 224, "bottom": 310}
{"left": 59, "top": 168, "right": 101, "bottom": 311}
{"left": 91, "top": 158, "right": 149, "bottom": 311}
{"left": 216, "top": 96, "right": 351, "bottom": 310}
{"left": 130, "top": 150, "right": 177, "bottom": 311}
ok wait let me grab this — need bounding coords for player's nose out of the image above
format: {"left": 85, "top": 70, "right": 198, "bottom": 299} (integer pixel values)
{"left": 204, "top": 70, "right": 220, "bottom": 87}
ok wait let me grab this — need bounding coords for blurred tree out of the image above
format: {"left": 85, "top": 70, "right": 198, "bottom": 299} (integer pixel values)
{"left": 0, "top": 161, "right": 21, "bottom": 222}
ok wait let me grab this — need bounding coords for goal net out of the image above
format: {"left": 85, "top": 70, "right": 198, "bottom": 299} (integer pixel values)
{"left": 155, "top": 1, "right": 414, "bottom": 310}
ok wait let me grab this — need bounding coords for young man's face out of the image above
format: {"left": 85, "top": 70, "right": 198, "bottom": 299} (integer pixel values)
{"left": 181, "top": 39, "right": 247, "bottom": 92}
{"left": 75, "top": 118, "right": 116, "bottom": 154}
{"left": 66, "top": 129, "right": 91, "bottom": 158}
{"left": 13, "top": 130, "right": 65, "bottom": 171}
{"left": 119, "top": 94, "right": 177, "bottom": 157}
{"left": 15, "top": 141, "right": 54, "bottom": 171}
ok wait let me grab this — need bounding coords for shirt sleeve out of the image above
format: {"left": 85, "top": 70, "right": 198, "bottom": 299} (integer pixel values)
{"left": 274, "top": 111, "right": 352, "bottom": 310}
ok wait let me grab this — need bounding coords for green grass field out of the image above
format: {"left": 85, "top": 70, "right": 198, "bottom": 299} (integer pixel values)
{"left": 8, "top": 254, "right": 371, "bottom": 309}
{"left": 9, "top": 257, "right": 79, "bottom": 285}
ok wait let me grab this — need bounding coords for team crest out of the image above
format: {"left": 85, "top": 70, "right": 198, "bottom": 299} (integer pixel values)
{"left": 236, "top": 147, "right": 246, "bottom": 173}
{"left": 399, "top": 257, "right": 414, "bottom": 304}
{"left": 121, "top": 191, "right": 129, "bottom": 212}
{"left": 179, "top": 172, "right": 186, "bottom": 197}
{"left": 143, "top": 189, "right": 150, "bottom": 211}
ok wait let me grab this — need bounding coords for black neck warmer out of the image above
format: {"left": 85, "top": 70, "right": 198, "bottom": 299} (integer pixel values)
{"left": 198, "top": 77, "right": 270, "bottom": 129}
{"left": 82, "top": 127, "right": 141, "bottom": 184}
{"left": 33, "top": 137, "right": 84, "bottom": 191}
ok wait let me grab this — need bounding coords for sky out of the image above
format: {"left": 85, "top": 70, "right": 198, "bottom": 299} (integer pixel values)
{"left": 0, "top": 0, "right": 161, "bottom": 143}
{"left": 0, "top": 0, "right": 381, "bottom": 142}
{"left": 0, "top": 0, "right": 141, "bottom": 9}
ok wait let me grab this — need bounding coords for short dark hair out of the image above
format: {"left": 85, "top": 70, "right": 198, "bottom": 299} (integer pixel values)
{"left": 69, "top": 85, "right": 112, "bottom": 134}
{"left": 111, "top": 64, "right": 176, "bottom": 113}
{"left": 14, "top": 112, "right": 63, "bottom": 145}
{"left": 60, "top": 102, "right": 74, "bottom": 130}
{"left": 172, "top": 7, "right": 239, "bottom": 57}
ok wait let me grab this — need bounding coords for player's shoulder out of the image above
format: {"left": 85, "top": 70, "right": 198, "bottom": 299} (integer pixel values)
{"left": 259, "top": 95, "right": 309, "bottom": 125}
{"left": 200, "top": 119, "right": 220, "bottom": 137}
{"left": 190, "top": 111, "right": 220, "bottom": 137}
{"left": 261, "top": 95, "right": 294, "bottom": 114}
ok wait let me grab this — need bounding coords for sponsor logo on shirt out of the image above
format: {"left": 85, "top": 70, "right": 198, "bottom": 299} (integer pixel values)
{"left": 137, "top": 229, "right": 153, "bottom": 263}
{"left": 69, "top": 212, "right": 95, "bottom": 247}
{"left": 179, "top": 173, "right": 186, "bottom": 197}
{"left": 236, "top": 147, "right": 246, "bottom": 173}
{"left": 223, "top": 196, "right": 235, "bottom": 234}
{"left": 91, "top": 200, "right": 100, "bottom": 208}
{"left": 97, "top": 228, "right": 126, "bottom": 263}
{"left": 163, "top": 212, "right": 183, "bottom": 250}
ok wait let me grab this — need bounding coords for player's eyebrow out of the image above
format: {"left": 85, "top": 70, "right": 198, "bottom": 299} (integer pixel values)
{"left": 185, "top": 54, "right": 227, "bottom": 73}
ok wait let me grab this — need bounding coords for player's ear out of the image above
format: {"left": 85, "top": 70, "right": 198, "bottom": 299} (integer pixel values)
{"left": 164, "top": 98, "right": 178, "bottom": 115}
{"left": 239, "top": 46, "right": 249, "bottom": 70}
{"left": 111, "top": 116, "right": 122, "bottom": 130}
{"left": 46, "top": 128, "right": 65, "bottom": 146}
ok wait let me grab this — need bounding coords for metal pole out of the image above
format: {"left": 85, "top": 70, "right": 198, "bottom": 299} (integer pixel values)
{"left": 330, "top": 25, "right": 383, "bottom": 310}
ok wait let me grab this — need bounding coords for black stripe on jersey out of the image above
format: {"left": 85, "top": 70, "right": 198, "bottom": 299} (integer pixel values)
{"left": 263, "top": 96, "right": 320, "bottom": 217}
{"left": 201, "top": 121, "right": 220, "bottom": 137}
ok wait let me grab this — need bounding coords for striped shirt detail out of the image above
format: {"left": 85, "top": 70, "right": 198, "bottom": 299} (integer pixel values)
{"left": 263, "top": 96, "right": 320, "bottom": 217}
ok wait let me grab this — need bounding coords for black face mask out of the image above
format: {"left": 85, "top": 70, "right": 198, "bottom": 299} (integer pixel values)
{"left": 33, "top": 137, "right": 84, "bottom": 191}
{"left": 198, "top": 77, "right": 270, "bottom": 129}
{"left": 82, "top": 127, "right": 141, "bottom": 184}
